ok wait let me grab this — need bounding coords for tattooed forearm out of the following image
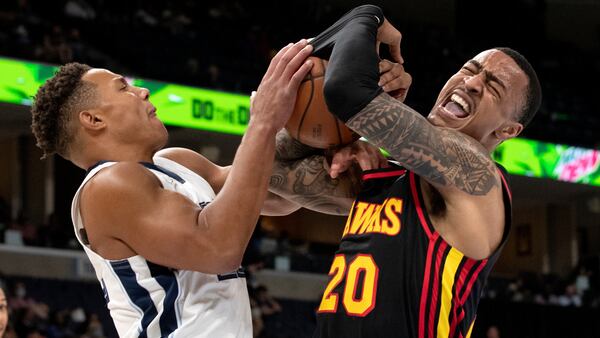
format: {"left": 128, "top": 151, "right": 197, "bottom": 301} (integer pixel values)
{"left": 270, "top": 155, "right": 360, "bottom": 197}
{"left": 347, "top": 93, "right": 499, "bottom": 195}
{"left": 275, "top": 129, "right": 321, "bottom": 161}
{"left": 269, "top": 155, "right": 360, "bottom": 215}
{"left": 271, "top": 130, "right": 360, "bottom": 215}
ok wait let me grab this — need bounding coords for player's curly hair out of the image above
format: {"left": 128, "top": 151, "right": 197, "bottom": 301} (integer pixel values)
{"left": 31, "top": 62, "right": 96, "bottom": 159}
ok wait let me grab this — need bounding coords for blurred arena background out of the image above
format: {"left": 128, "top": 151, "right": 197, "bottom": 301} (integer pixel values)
{"left": 0, "top": 0, "right": 599, "bottom": 337}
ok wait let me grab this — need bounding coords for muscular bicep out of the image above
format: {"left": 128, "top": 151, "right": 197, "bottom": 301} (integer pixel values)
{"left": 81, "top": 163, "right": 232, "bottom": 273}
{"left": 346, "top": 93, "right": 501, "bottom": 196}
{"left": 269, "top": 155, "right": 360, "bottom": 216}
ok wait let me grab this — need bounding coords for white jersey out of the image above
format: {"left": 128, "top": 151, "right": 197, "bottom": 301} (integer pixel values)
{"left": 71, "top": 156, "right": 251, "bottom": 338}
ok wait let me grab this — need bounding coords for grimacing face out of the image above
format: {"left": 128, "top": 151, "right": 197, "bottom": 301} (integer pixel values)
{"left": 428, "top": 49, "right": 528, "bottom": 146}
{"left": 80, "top": 69, "right": 168, "bottom": 152}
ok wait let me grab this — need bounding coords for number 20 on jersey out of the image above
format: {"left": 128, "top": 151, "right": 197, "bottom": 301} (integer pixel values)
{"left": 317, "top": 254, "right": 379, "bottom": 317}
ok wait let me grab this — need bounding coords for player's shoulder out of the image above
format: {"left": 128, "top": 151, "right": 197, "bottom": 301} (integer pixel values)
{"left": 156, "top": 147, "right": 200, "bottom": 161}
{"left": 84, "top": 162, "right": 159, "bottom": 200}
{"left": 156, "top": 147, "right": 220, "bottom": 177}
{"left": 156, "top": 147, "right": 228, "bottom": 190}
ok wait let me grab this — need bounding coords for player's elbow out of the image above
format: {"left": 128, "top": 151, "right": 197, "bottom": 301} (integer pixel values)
{"left": 186, "top": 231, "right": 244, "bottom": 274}
{"left": 218, "top": 248, "right": 245, "bottom": 272}
{"left": 208, "top": 242, "right": 244, "bottom": 273}
{"left": 193, "top": 244, "right": 243, "bottom": 274}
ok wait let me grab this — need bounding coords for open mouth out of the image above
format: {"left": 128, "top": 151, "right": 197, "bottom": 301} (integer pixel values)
{"left": 442, "top": 92, "right": 472, "bottom": 119}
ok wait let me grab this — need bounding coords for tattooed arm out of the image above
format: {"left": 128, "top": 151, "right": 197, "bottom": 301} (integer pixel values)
{"left": 347, "top": 93, "right": 500, "bottom": 196}
{"left": 263, "top": 130, "right": 363, "bottom": 216}
{"left": 347, "top": 93, "right": 510, "bottom": 259}
{"left": 320, "top": 11, "right": 500, "bottom": 196}
{"left": 274, "top": 129, "right": 320, "bottom": 161}
{"left": 268, "top": 153, "right": 362, "bottom": 216}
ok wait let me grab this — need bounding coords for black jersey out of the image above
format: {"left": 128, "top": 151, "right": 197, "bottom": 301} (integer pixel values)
{"left": 315, "top": 164, "right": 512, "bottom": 338}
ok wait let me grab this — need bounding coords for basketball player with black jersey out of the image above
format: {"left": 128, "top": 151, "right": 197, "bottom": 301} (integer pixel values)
{"left": 269, "top": 5, "right": 541, "bottom": 337}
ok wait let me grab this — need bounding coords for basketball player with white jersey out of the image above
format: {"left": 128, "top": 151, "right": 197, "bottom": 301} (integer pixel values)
{"left": 29, "top": 39, "right": 316, "bottom": 337}
{"left": 31, "top": 36, "right": 408, "bottom": 336}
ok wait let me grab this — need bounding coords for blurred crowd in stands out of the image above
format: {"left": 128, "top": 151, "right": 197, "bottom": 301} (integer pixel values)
{"left": 0, "top": 0, "right": 598, "bottom": 149}
{"left": 482, "top": 264, "right": 600, "bottom": 309}
{"left": 0, "top": 199, "right": 76, "bottom": 250}
{"left": 0, "top": 276, "right": 109, "bottom": 338}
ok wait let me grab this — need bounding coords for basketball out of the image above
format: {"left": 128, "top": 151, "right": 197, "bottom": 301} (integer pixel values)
{"left": 285, "top": 56, "right": 358, "bottom": 149}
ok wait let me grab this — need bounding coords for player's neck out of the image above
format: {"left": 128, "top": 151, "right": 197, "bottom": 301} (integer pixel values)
{"left": 74, "top": 143, "right": 156, "bottom": 170}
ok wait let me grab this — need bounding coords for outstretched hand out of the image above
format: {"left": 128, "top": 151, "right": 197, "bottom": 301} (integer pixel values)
{"left": 329, "top": 141, "right": 388, "bottom": 179}
{"left": 251, "top": 40, "right": 314, "bottom": 132}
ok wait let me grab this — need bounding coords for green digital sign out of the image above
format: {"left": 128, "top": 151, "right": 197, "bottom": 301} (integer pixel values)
{"left": 0, "top": 56, "right": 251, "bottom": 135}
{"left": 132, "top": 79, "right": 250, "bottom": 135}
{"left": 1, "top": 56, "right": 598, "bottom": 187}
{"left": 0, "top": 57, "right": 57, "bottom": 106}
{"left": 494, "top": 138, "right": 600, "bottom": 186}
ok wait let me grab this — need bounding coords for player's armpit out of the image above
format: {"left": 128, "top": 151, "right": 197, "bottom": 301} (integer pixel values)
{"left": 80, "top": 162, "right": 250, "bottom": 274}
{"left": 346, "top": 93, "right": 501, "bottom": 196}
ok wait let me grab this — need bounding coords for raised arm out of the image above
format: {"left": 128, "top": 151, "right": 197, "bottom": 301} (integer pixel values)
{"left": 347, "top": 95, "right": 499, "bottom": 195}
{"left": 321, "top": 6, "right": 501, "bottom": 196}
{"left": 80, "top": 40, "right": 315, "bottom": 274}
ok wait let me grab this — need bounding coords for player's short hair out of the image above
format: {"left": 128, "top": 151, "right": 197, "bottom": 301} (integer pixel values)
{"left": 31, "top": 62, "right": 96, "bottom": 158}
{"left": 495, "top": 47, "right": 542, "bottom": 128}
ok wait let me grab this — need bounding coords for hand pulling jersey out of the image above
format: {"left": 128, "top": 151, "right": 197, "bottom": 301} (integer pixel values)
{"left": 315, "top": 164, "right": 512, "bottom": 338}
{"left": 71, "top": 156, "right": 251, "bottom": 338}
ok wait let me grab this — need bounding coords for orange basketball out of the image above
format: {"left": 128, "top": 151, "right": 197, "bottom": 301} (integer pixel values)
{"left": 285, "top": 56, "right": 358, "bottom": 149}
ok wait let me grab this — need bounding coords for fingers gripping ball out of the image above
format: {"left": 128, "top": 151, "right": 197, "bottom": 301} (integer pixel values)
{"left": 285, "top": 56, "right": 359, "bottom": 149}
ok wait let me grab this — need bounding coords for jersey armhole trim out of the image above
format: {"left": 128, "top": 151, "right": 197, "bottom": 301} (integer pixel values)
{"left": 409, "top": 171, "right": 436, "bottom": 240}
{"left": 362, "top": 169, "right": 407, "bottom": 181}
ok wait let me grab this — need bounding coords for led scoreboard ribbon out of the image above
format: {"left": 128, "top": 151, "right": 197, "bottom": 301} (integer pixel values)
{"left": 1, "top": 56, "right": 598, "bottom": 186}
{"left": 132, "top": 79, "right": 250, "bottom": 135}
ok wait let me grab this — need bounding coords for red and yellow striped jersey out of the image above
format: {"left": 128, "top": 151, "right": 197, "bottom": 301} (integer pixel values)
{"left": 315, "top": 164, "right": 512, "bottom": 338}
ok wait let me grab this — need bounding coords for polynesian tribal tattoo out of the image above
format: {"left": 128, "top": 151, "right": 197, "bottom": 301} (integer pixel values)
{"left": 347, "top": 93, "right": 499, "bottom": 196}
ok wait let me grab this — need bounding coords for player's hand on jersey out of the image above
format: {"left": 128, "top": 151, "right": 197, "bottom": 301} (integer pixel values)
{"left": 378, "top": 59, "right": 412, "bottom": 102}
{"left": 251, "top": 39, "right": 313, "bottom": 131}
{"left": 328, "top": 140, "right": 388, "bottom": 179}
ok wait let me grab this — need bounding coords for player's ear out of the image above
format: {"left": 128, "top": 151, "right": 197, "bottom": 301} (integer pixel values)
{"left": 494, "top": 120, "right": 523, "bottom": 141}
{"left": 79, "top": 109, "right": 106, "bottom": 131}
